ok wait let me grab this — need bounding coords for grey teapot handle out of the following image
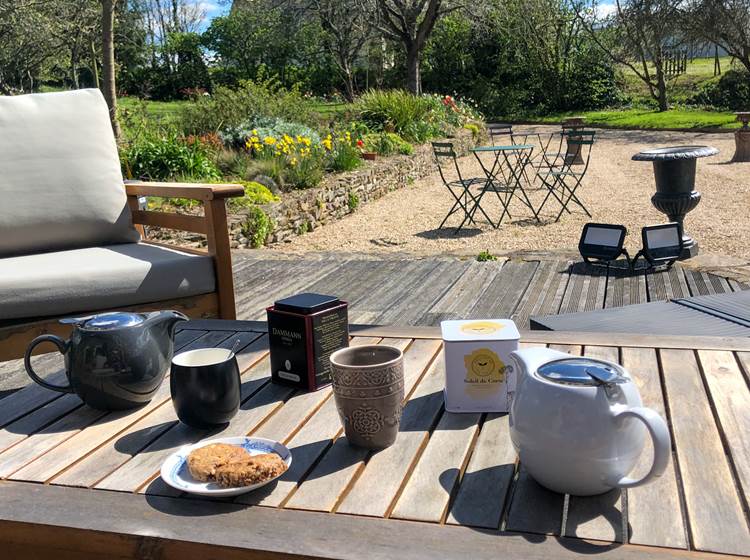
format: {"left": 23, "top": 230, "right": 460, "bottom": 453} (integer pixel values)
{"left": 24, "top": 335, "right": 74, "bottom": 393}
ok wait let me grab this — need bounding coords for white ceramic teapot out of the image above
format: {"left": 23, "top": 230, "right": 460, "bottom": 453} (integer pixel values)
{"left": 509, "top": 348, "right": 671, "bottom": 496}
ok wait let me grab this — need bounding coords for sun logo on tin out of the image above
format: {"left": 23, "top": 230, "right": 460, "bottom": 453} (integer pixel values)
{"left": 459, "top": 321, "right": 505, "bottom": 335}
{"left": 464, "top": 348, "right": 505, "bottom": 384}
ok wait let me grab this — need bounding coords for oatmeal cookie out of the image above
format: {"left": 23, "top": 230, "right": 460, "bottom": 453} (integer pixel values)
{"left": 187, "top": 443, "right": 251, "bottom": 482}
{"left": 214, "top": 453, "right": 288, "bottom": 487}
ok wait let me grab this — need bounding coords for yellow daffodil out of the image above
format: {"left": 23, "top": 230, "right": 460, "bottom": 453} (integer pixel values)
{"left": 264, "top": 137, "right": 276, "bottom": 145}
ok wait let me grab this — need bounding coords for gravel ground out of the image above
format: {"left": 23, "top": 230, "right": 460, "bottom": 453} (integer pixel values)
{"left": 271, "top": 126, "right": 750, "bottom": 259}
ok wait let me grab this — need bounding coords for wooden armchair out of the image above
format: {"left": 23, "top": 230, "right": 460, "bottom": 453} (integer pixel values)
{"left": 0, "top": 182, "right": 244, "bottom": 362}
{"left": 0, "top": 88, "right": 247, "bottom": 362}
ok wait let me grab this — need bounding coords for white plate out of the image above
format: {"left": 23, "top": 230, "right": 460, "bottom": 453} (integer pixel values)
{"left": 160, "top": 436, "right": 292, "bottom": 497}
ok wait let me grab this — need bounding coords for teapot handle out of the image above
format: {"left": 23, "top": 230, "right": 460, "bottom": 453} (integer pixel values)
{"left": 24, "top": 335, "right": 74, "bottom": 394}
{"left": 613, "top": 406, "right": 671, "bottom": 489}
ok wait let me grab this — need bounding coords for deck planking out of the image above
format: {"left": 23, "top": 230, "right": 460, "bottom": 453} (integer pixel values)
{"left": 1, "top": 252, "right": 746, "bottom": 398}
{"left": 234, "top": 253, "right": 746, "bottom": 331}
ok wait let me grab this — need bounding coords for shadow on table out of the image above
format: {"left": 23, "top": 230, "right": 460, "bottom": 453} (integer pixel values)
{"left": 442, "top": 463, "right": 624, "bottom": 554}
{"left": 144, "top": 482, "right": 253, "bottom": 517}
{"left": 114, "top": 420, "right": 181, "bottom": 454}
{"left": 415, "top": 227, "right": 484, "bottom": 239}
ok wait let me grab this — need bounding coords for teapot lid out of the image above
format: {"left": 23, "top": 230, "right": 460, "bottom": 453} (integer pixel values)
{"left": 537, "top": 358, "right": 627, "bottom": 386}
{"left": 80, "top": 312, "right": 144, "bottom": 331}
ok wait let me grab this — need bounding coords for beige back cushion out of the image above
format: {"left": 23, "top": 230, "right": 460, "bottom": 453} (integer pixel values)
{"left": 0, "top": 88, "right": 139, "bottom": 257}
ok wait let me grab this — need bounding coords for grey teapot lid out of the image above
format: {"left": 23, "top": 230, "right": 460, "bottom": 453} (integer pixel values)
{"left": 77, "top": 312, "right": 144, "bottom": 331}
{"left": 537, "top": 358, "right": 627, "bottom": 386}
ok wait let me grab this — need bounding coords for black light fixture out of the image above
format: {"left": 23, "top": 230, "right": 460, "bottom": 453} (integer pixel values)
{"left": 632, "top": 222, "right": 683, "bottom": 270}
{"left": 578, "top": 223, "right": 629, "bottom": 267}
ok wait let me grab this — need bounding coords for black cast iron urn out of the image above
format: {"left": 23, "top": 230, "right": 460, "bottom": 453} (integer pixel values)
{"left": 632, "top": 145, "right": 718, "bottom": 259}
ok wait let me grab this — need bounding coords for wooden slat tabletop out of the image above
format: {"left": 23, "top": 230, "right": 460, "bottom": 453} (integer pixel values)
{"left": 1, "top": 320, "right": 749, "bottom": 559}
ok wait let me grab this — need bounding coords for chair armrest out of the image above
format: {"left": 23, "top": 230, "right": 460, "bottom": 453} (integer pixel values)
{"left": 125, "top": 180, "right": 245, "bottom": 201}
{"left": 125, "top": 181, "right": 241, "bottom": 320}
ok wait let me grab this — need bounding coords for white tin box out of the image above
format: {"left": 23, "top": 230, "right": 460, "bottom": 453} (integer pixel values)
{"left": 441, "top": 319, "right": 520, "bottom": 413}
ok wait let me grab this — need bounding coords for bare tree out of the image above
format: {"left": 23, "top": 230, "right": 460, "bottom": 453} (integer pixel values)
{"left": 310, "top": 0, "right": 371, "bottom": 100}
{"left": 578, "top": 0, "right": 684, "bottom": 111}
{"left": 365, "top": 0, "right": 462, "bottom": 93}
{"left": 101, "top": 0, "right": 121, "bottom": 138}
{"left": 687, "top": 1, "right": 750, "bottom": 75}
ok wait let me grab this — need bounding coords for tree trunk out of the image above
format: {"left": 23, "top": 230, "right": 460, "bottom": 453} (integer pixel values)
{"left": 656, "top": 70, "right": 668, "bottom": 112}
{"left": 101, "top": 0, "right": 121, "bottom": 139}
{"left": 405, "top": 44, "right": 421, "bottom": 94}
{"left": 91, "top": 40, "right": 100, "bottom": 89}
{"left": 341, "top": 66, "right": 356, "bottom": 102}
{"left": 71, "top": 48, "right": 79, "bottom": 89}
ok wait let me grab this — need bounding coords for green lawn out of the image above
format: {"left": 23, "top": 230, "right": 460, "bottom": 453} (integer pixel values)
{"left": 530, "top": 108, "right": 739, "bottom": 130}
{"left": 619, "top": 56, "right": 739, "bottom": 104}
{"left": 118, "top": 97, "right": 186, "bottom": 123}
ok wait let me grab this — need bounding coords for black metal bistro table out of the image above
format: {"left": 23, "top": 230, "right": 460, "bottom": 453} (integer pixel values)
{"left": 471, "top": 144, "right": 540, "bottom": 226}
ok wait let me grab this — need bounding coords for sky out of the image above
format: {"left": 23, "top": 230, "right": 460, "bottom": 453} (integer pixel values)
{"left": 194, "top": 0, "right": 618, "bottom": 30}
{"left": 193, "top": 1, "right": 229, "bottom": 31}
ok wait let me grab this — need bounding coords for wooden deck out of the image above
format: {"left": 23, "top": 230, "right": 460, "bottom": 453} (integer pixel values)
{"left": 0, "top": 252, "right": 745, "bottom": 398}
{"left": 232, "top": 252, "right": 748, "bottom": 329}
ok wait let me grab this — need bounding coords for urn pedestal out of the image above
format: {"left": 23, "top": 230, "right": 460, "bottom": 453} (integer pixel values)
{"left": 632, "top": 146, "right": 718, "bottom": 260}
{"left": 562, "top": 116, "right": 585, "bottom": 165}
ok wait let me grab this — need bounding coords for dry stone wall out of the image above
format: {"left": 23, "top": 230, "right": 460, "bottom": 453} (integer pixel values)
{"left": 229, "top": 129, "right": 477, "bottom": 247}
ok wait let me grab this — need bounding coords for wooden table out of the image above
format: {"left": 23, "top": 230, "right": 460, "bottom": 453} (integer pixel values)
{"left": 1, "top": 320, "right": 749, "bottom": 559}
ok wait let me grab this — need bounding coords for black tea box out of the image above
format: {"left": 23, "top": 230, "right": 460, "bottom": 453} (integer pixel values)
{"left": 267, "top": 293, "right": 349, "bottom": 391}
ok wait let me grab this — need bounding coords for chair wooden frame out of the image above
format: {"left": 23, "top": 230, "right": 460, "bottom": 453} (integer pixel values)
{"left": 0, "top": 180, "right": 244, "bottom": 362}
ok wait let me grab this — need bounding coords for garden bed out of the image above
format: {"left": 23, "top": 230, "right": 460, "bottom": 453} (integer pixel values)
{"left": 230, "top": 128, "right": 477, "bottom": 247}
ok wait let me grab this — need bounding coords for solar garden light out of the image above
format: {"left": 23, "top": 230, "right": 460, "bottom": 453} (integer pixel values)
{"left": 632, "top": 146, "right": 718, "bottom": 260}
{"left": 578, "top": 223, "right": 629, "bottom": 268}
{"left": 631, "top": 223, "right": 684, "bottom": 270}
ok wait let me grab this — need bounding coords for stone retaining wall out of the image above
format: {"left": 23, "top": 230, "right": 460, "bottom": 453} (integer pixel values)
{"left": 229, "top": 129, "right": 477, "bottom": 247}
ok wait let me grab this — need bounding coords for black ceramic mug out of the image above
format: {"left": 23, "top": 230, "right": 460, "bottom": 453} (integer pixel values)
{"left": 170, "top": 348, "right": 241, "bottom": 428}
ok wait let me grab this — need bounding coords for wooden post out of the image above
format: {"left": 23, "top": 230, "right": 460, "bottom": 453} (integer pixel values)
{"left": 203, "top": 199, "right": 237, "bottom": 320}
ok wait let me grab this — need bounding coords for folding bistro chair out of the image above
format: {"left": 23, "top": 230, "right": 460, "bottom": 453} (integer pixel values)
{"left": 432, "top": 142, "right": 494, "bottom": 233}
{"left": 487, "top": 123, "right": 513, "bottom": 146}
{"left": 536, "top": 130, "right": 595, "bottom": 222}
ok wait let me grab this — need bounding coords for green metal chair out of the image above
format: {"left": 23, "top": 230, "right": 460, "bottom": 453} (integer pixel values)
{"left": 432, "top": 142, "right": 494, "bottom": 232}
{"left": 536, "top": 131, "right": 595, "bottom": 222}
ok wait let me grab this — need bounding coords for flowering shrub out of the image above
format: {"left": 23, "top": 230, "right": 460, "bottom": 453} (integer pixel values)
{"left": 325, "top": 129, "right": 362, "bottom": 172}
{"left": 227, "top": 181, "right": 280, "bottom": 211}
{"left": 357, "top": 90, "right": 482, "bottom": 143}
{"left": 245, "top": 131, "right": 326, "bottom": 189}
{"left": 221, "top": 117, "right": 319, "bottom": 149}
{"left": 120, "top": 132, "right": 221, "bottom": 182}
{"left": 242, "top": 125, "right": 364, "bottom": 187}
{"left": 362, "top": 132, "right": 413, "bottom": 156}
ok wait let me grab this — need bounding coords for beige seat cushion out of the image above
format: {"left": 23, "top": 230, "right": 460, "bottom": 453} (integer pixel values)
{"left": 0, "top": 89, "right": 139, "bottom": 257}
{"left": 0, "top": 243, "right": 215, "bottom": 320}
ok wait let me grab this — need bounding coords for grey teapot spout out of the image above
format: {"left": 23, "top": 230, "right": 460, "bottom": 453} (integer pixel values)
{"left": 143, "top": 310, "right": 189, "bottom": 338}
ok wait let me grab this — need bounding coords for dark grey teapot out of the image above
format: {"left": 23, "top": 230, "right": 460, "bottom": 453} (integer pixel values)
{"left": 25, "top": 310, "right": 188, "bottom": 410}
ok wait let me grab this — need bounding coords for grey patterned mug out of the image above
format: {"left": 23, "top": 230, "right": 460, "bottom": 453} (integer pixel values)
{"left": 329, "top": 345, "right": 404, "bottom": 449}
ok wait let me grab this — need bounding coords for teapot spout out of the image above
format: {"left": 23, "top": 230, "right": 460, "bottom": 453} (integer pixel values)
{"left": 144, "top": 310, "right": 189, "bottom": 338}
